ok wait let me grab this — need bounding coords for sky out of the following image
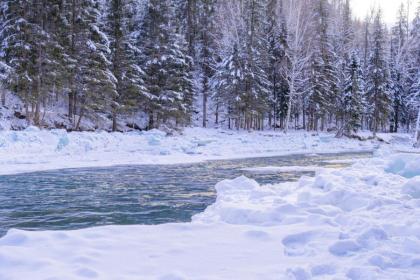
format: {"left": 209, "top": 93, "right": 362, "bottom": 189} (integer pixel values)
{"left": 351, "top": 0, "right": 416, "bottom": 23}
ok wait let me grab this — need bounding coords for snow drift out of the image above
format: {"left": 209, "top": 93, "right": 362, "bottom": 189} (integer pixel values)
{"left": 0, "top": 154, "right": 419, "bottom": 279}
{"left": 0, "top": 127, "right": 386, "bottom": 175}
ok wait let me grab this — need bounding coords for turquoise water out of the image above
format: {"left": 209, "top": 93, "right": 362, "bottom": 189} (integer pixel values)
{"left": 0, "top": 152, "right": 370, "bottom": 236}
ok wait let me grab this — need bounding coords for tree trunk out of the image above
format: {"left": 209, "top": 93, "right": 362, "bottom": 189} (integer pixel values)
{"left": 187, "top": 0, "right": 196, "bottom": 57}
{"left": 202, "top": 88, "right": 207, "bottom": 127}
{"left": 148, "top": 111, "right": 154, "bottom": 130}
{"left": 394, "top": 105, "right": 399, "bottom": 133}
{"left": 284, "top": 83, "right": 294, "bottom": 133}
{"left": 415, "top": 107, "right": 420, "bottom": 147}
{"left": 69, "top": 90, "right": 74, "bottom": 121}
{"left": 215, "top": 103, "right": 219, "bottom": 125}
{"left": 75, "top": 105, "right": 85, "bottom": 131}
{"left": 112, "top": 111, "right": 118, "bottom": 132}
{"left": 1, "top": 90, "right": 5, "bottom": 106}
{"left": 34, "top": 99, "right": 41, "bottom": 126}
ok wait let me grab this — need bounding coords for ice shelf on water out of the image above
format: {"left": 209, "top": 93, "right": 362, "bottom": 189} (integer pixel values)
{"left": 0, "top": 152, "right": 419, "bottom": 279}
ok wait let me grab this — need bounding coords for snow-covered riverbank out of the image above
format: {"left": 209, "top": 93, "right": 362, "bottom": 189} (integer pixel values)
{"left": 0, "top": 153, "right": 419, "bottom": 279}
{"left": 0, "top": 126, "right": 414, "bottom": 175}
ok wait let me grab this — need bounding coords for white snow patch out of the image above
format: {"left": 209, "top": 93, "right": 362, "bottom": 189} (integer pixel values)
{"left": 0, "top": 127, "right": 383, "bottom": 175}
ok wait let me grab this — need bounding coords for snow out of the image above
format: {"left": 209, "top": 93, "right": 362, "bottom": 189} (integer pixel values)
{"left": 0, "top": 127, "right": 392, "bottom": 176}
{"left": 385, "top": 153, "right": 420, "bottom": 178}
{"left": 1, "top": 153, "right": 420, "bottom": 279}
{"left": 402, "top": 177, "right": 420, "bottom": 199}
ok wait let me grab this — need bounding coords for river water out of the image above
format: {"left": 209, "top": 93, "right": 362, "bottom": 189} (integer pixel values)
{"left": 0, "top": 152, "right": 371, "bottom": 236}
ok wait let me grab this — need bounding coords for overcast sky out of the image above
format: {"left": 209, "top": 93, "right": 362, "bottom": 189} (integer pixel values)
{"left": 351, "top": 0, "right": 416, "bottom": 23}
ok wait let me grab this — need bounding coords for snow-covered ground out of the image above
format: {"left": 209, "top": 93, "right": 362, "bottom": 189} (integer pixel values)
{"left": 0, "top": 153, "right": 419, "bottom": 279}
{"left": 0, "top": 126, "right": 414, "bottom": 175}
{"left": 1, "top": 127, "right": 419, "bottom": 279}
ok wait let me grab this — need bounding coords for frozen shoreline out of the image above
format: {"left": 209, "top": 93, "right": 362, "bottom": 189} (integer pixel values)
{"left": 0, "top": 153, "right": 419, "bottom": 279}
{"left": 0, "top": 127, "right": 411, "bottom": 176}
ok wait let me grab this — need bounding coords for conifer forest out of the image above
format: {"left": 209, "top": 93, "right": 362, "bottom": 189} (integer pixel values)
{"left": 0, "top": 0, "right": 419, "bottom": 136}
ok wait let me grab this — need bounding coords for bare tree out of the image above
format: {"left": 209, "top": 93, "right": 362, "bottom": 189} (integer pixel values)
{"left": 283, "top": 0, "right": 313, "bottom": 133}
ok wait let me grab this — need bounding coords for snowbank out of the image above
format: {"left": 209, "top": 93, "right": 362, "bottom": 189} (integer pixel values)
{"left": 0, "top": 127, "right": 376, "bottom": 175}
{"left": 0, "top": 154, "right": 419, "bottom": 279}
{"left": 0, "top": 127, "right": 412, "bottom": 175}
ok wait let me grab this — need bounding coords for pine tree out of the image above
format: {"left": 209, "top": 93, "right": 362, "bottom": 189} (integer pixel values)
{"left": 212, "top": 43, "right": 245, "bottom": 129}
{"left": 266, "top": 0, "right": 290, "bottom": 129}
{"left": 241, "top": 0, "right": 270, "bottom": 130}
{"left": 388, "top": 4, "right": 410, "bottom": 133}
{"left": 74, "top": 0, "right": 117, "bottom": 130}
{"left": 341, "top": 51, "right": 364, "bottom": 134}
{"left": 365, "top": 10, "right": 390, "bottom": 135}
{"left": 140, "top": 0, "right": 193, "bottom": 128}
{"left": 308, "top": 0, "right": 339, "bottom": 131}
{"left": 336, "top": 0, "right": 355, "bottom": 133}
{"left": 105, "top": 0, "right": 148, "bottom": 131}
{"left": 0, "top": 0, "right": 65, "bottom": 124}
{"left": 198, "top": 0, "right": 217, "bottom": 127}
{"left": 162, "top": 24, "right": 194, "bottom": 126}
{"left": 138, "top": 0, "right": 168, "bottom": 128}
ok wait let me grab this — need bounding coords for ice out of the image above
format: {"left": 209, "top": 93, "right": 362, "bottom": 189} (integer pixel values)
{"left": 402, "top": 177, "right": 420, "bottom": 198}
{"left": 385, "top": 153, "right": 420, "bottom": 178}
{"left": 0, "top": 132, "right": 419, "bottom": 279}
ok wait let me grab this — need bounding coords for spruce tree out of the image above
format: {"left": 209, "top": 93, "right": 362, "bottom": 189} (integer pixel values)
{"left": 389, "top": 4, "right": 410, "bottom": 133}
{"left": 198, "top": 0, "right": 217, "bottom": 127}
{"left": 266, "top": 0, "right": 290, "bottom": 129}
{"left": 341, "top": 51, "right": 364, "bottom": 135}
{"left": 212, "top": 43, "right": 245, "bottom": 129}
{"left": 365, "top": 10, "right": 391, "bottom": 135}
{"left": 242, "top": 0, "right": 270, "bottom": 130}
{"left": 105, "top": 0, "right": 148, "bottom": 131}
{"left": 0, "top": 0, "right": 64, "bottom": 124}
{"left": 74, "top": 0, "right": 117, "bottom": 130}
{"left": 336, "top": 0, "right": 355, "bottom": 133}
{"left": 140, "top": 0, "right": 193, "bottom": 128}
{"left": 308, "top": 0, "right": 339, "bottom": 131}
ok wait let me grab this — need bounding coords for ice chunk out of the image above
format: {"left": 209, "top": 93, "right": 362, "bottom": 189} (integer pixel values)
{"left": 385, "top": 154, "right": 420, "bottom": 178}
{"left": 402, "top": 177, "right": 420, "bottom": 199}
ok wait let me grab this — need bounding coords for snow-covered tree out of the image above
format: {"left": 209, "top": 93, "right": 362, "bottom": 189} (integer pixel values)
{"left": 308, "top": 0, "right": 339, "bottom": 131}
{"left": 266, "top": 0, "right": 290, "bottom": 130}
{"left": 197, "top": 0, "right": 217, "bottom": 127}
{"left": 339, "top": 51, "right": 364, "bottom": 135}
{"left": 283, "top": 0, "right": 313, "bottom": 132}
{"left": 74, "top": 0, "right": 117, "bottom": 130}
{"left": 211, "top": 43, "right": 245, "bottom": 129}
{"left": 388, "top": 3, "right": 410, "bottom": 133}
{"left": 365, "top": 10, "right": 391, "bottom": 135}
{"left": 105, "top": 0, "right": 148, "bottom": 131}
{"left": 140, "top": 0, "right": 193, "bottom": 128}
{"left": 0, "top": 0, "right": 65, "bottom": 124}
{"left": 408, "top": 6, "right": 420, "bottom": 145}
